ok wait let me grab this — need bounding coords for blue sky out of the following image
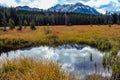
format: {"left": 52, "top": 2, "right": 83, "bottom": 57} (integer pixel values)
{"left": 0, "top": 0, "right": 120, "bottom": 14}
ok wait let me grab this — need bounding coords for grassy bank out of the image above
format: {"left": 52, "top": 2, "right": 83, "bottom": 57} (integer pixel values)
{"left": 0, "top": 58, "right": 72, "bottom": 80}
{"left": 0, "top": 58, "right": 107, "bottom": 80}
{"left": 0, "top": 25, "right": 120, "bottom": 53}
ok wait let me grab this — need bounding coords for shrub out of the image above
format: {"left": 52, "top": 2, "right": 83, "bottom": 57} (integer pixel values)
{"left": 17, "top": 25, "right": 22, "bottom": 30}
{"left": 47, "top": 33, "right": 58, "bottom": 45}
{"left": 44, "top": 26, "right": 52, "bottom": 34}
{"left": 110, "top": 48, "right": 118, "bottom": 56}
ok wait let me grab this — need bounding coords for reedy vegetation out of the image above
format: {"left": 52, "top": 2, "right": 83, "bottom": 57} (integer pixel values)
{"left": 0, "top": 58, "right": 72, "bottom": 80}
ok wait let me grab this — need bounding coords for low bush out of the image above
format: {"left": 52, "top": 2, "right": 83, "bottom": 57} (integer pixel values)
{"left": 47, "top": 33, "right": 58, "bottom": 45}
{"left": 44, "top": 26, "right": 52, "bottom": 35}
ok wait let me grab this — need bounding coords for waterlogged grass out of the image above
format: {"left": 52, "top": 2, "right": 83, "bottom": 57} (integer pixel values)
{"left": 0, "top": 58, "right": 72, "bottom": 80}
{"left": 0, "top": 25, "right": 120, "bottom": 52}
{"left": 87, "top": 74, "right": 109, "bottom": 80}
{"left": 109, "top": 56, "right": 120, "bottom": 80}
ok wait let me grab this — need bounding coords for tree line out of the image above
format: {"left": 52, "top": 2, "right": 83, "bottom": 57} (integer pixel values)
{"left": 0, "top": 6, "right": 120, "bottom": 31}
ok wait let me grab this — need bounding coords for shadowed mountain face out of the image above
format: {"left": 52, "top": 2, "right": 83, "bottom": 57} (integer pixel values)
{"left": 16, "top": 3, "right": 100, "bottom": 15}
{"left": 16, "top": 6, "right": 41, "bottom": 11}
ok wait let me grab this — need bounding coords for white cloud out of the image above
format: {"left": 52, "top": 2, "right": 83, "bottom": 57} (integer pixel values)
{"left": 0, "top": 0, "right": 58, "bottom": 9}
{"left": 78, "top": 0, "right": 120, "bottom": 14}
{"left": 97, "top": 9, "right": 106, "bottom": 14}
{"left": 22, "top": 0, "right": 58, "bottom": 9}
{"left": 79, "top": 0, "right": 118, "bottom": 7}
{"left": 0, "top": 0, "right": 17, "bottom": 7}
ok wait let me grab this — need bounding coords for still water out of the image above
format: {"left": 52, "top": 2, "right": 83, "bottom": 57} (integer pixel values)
{"left": 0, "top": 44, "right": 112, "bottom": 79}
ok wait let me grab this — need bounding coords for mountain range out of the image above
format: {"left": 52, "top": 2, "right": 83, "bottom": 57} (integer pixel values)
{"left": 16, "top": 3, "right": 100, "bottom": 15}
{"left": 16, "top": 6, "right": 41, "bottom": 11}
{"left": 49, "top": 3, "right": 100, "bottom": 15}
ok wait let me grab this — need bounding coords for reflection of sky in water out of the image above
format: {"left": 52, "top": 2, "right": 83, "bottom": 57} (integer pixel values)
{"left": 0, "top": 44, "right": 112, "bottom": 79}
{"left": 118, "top": 51, "right": 120, "bottom": 56}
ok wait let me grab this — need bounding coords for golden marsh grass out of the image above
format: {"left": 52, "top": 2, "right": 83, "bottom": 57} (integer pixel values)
{"left": 0, "top": 58, "right": 72, "bottom": 80}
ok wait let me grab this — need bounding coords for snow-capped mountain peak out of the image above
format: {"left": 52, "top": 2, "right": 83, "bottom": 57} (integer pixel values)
{"left": 49, "top": 3, "right": 100, "bottom": 15}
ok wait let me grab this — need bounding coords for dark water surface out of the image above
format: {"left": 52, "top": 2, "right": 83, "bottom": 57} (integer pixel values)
{"left": 0, "top": 44, "right": 112, "bottom": 79}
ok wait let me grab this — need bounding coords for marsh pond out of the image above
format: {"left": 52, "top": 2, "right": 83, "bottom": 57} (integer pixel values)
{"left": 0, "top": 44, "right": 112, "bottom": 79}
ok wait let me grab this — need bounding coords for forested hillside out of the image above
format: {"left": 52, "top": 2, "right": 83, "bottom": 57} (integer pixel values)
{"left": 0, "top": 6, "right": 120, "bottom": 28}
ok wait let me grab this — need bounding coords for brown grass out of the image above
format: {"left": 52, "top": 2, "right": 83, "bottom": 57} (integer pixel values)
{"left": 0, "top": 58, "right": 72, "bottom": 80}
{"left": 0, "top": 25, "right": 120, "bottom": 41}
{"left": 0, "top": 25, "right": 120, "bottom": 51}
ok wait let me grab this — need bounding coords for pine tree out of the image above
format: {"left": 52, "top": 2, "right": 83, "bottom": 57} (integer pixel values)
{"left": 64, "top": 13, "right": 68, "bottom": 26}
{"left": 117, "top": 15, "right": 120, "bottom": 25}
{"left": 30, "top": 19, "right": 36, "bottom": 30}
{"left": 106, "top": 11, "right": 112, "bottom": 27}
{"left": 24, "top": 19, "right": 28, "bottom": 29}
{"left": 109, "top": 14, "right": 113, "bottom": 27}
{"left": 8, "top": 18, "right": 15, "bottom": 29}
{"left": 51, "top": 14, "right": 55, "bottom": 25}
{"left": 90, "top": 14, "right": 93, "bottom": 27}
{"left": 18, "top": 17, "right": 22, "bottom": 30}
{"left": 2, "top": 11, "right": 7, "bottom": 31}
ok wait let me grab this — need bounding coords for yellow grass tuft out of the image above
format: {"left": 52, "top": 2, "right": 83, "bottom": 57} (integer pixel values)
{"left": 0, "top": 58, "right": 72, "bottom": 80}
